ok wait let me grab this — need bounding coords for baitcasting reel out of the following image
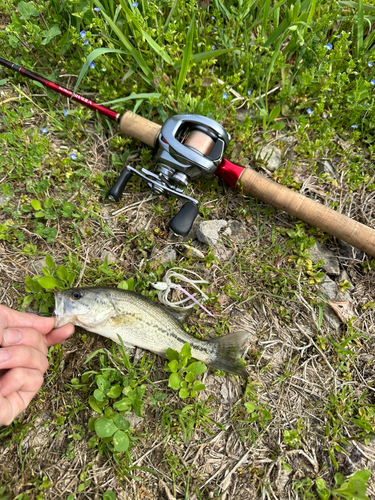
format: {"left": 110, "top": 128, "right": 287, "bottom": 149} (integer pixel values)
{"left": 108, "top": 114, "right": 231, "bottom": 236}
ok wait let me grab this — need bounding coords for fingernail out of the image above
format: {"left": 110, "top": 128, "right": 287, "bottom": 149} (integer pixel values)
{"left": 0, "top": 349, "right": 10, "bottom": 363}
{"left": 4, "top": 328, "right": 23, "bottom": 345}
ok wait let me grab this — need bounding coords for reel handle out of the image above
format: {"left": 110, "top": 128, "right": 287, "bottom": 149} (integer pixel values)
{"left": 169, "top": 202, "right": 199, "bottom": 237}
{"left": 107, "top": 166, "right": 133, "bottom": 201}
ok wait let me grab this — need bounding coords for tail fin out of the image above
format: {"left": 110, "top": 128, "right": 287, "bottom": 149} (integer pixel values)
{"left": 208, "top": 331, "right": 248, "bottom": 377}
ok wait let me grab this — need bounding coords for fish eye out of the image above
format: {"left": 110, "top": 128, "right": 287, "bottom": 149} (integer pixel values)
{"left": 71, "top": 290, "right": 82, "bottom": 300}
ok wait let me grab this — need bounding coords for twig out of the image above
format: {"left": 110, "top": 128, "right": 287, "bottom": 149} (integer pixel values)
{"left": 57, "top": 241, "right": 86, "bottom": 260}
{"left": 133, "top": 437, "right": 168, "bottom": 466}
{"left": 295, "top": 323, "right": 337, "bottom": 395}
{"left": 111, "top": 195, "right": 157, "bottom": 216}
{"left": 0, "top": 97, "right": 20, "bottom": 106}
{"left": 200, "top": 463, "right": 228, "bottom": 489}
{"left": 220, "top": 449, "right": 251, "bottom": 491}
{"left": 75, "top": 247, "right": 90, "bottom": 287}
{"left": 0, "top": 248, "right": 35, "bottom": 276}
{"left": 160, "top": 480, "right": 177, "bottom": 500}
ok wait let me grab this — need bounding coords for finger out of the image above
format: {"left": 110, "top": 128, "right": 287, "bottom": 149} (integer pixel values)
{"left": 0, "top": 346, "right": 49, "bottom": 374}
{"left": 0, "top": 305, "right": 56, "bottom": 338}
{"left": 0, "top": 367, "right": 44, "bottom": 426}
{"left": 44, "top": 323, "right": 75, "bottom": 347}
{"left": 1, "top": 327, "right": 48, "bottom": 356}
{"left": 0, "top": 366, "right": 44, "bottom": 398}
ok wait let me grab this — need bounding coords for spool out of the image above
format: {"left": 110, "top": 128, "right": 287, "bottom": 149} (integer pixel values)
{"left": 184, "top": 130, "right": 215, "bottom": 156}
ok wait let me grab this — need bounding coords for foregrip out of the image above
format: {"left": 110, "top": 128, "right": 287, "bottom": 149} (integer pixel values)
{"left": 118, "top": 111, "right": 162, "bottom": 148}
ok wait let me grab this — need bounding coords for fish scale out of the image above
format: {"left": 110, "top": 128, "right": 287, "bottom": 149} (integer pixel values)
{"left": 54, "top": 287, "right": 248, "bottom": 376}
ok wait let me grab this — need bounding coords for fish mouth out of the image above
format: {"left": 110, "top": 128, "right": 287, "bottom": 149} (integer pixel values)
{"left": 54, "top": 291, "right": 74, "bottom": 328}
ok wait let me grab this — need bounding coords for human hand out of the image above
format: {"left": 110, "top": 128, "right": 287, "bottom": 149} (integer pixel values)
{"left": 0, "top": 305, "right": 74, "bottom": 426}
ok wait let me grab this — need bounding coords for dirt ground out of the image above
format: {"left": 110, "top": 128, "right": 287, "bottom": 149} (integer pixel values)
{"left": 1, "top": 81, "right": 375, "bottom": 500}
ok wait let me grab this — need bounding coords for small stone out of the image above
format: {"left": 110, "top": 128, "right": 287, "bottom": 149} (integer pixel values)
{"left": 257, "top": 144, "right": 283, "bottom": 172}
{"left": 237, "top": 108, "right": 255, "bottom": 123}
{"left": 337, "top": 240, "right": 363, "bottom": 260}
{"left": 281, "top": 136, "right": 297, "bottom": 147}
{"left": 230, "top": 142, "right": 242, "bottom": 161}
{"left": 0, "top": 195, "right": 10, "bottom": 205}
{"left": 337, "top": 137, "right": 351, "bottom": 151}
{"left": 102, "top": 206, "right": 118, "bottom": 232}
{"left": 126, "top": 412, "right": 143, "bottom": 429}
{"left": 21, "top": 413, "right": 52, "bottom": 450}
{"left": 339, "top": 270, "right": 354, "bottom": 291}
{"left": 220, "top": 383, "right": 229, "bottom": 404}
{"left": 336, "top": 290, "right": 352, "bottom": 303}
{"left": 309, "top": 242, "right": 340, "bottom": 276}
{"left": 196, "top": 220, "right": 228, "bottom": 247}
{"left": 151, "top": 245, "right": 176, "bottom": 264}
{"left": 100, "top": 250, "right": 116, "bottom": 263}
{"left": 29, "top": 258, "right": 49, "bottom": 276}
{"left": 319, "top": 274, "right": 345, "bottom": 329}
{"left": 211, "top": 243, "right": 232, "bottom": 262}
{"left": 223, "top": 220, "right": 248, "bottom": 244}
{"left": 361, "top": 354, "right": 375, "bottom": 363}
{"left": 317, "top": 160, "right": 335, "bottom": 177}
{"left": 319, "top": 275, "right": 338, "bottom": 301}
{"left": 324, "top": 308, "right": 342, "bottom": 330}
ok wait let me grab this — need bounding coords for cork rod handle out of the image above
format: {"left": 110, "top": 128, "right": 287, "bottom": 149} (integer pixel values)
{"left": 238, "top": 168, "right": 375, "bottom": 257}
{"left": 118, "top": 111, "right": 162, "bottom": 148}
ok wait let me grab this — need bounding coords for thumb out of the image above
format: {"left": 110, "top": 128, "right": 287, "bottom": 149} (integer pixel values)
{"left": 0, "top": 305, "right": 55, "bottom": 336}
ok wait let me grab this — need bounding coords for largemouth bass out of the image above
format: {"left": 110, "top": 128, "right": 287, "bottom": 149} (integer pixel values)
{"left": 54, "top": 287, "right": 247, "bottom": 377}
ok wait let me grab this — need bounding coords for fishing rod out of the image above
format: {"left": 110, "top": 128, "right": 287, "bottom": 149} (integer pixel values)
{"left": 2, "top": 56, "right": 375, "bottom": 256}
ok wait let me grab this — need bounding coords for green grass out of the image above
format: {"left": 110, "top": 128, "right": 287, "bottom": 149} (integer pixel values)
{"left": 1, "top": 0, "right": 375, "bottom": 498}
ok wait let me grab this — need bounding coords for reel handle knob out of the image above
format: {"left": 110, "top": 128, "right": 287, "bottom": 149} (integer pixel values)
{"left": 107, "top": 166, "right": 133, "bottom": 202}
{"left": 169, "top": 202, "right": 199, "bottom": 237}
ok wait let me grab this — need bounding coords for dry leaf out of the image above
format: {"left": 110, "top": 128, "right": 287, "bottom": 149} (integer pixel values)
{"left": 329, "top": 301, "right": 356, "bottom": 323}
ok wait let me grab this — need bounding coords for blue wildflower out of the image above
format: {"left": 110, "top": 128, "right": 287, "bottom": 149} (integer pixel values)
{"left": 131, "top": 2, "right": 138, "bottom": 6}
{"left": 371, "top": 79, "right": 375, "bottom": 85}
{"left": 212, "top": 16, "right": 215, "bottom": 20}
{"left": 76, "top": 117, "right": 80, "bottom": 121}
{"left": 307, "top": 108, "right": 313, "bottom": 115}
{"left": 241, "top": 70, "right": 245, "bottom": 74}
{"left": 63, "top": 109, "right": 68, "bottom": 116}
{"left": 247, "top": 89, "right": 252, "bottom": 96}
{"left": 351, "top": 124, "right": 358, "bottom": 128}
{"left": 84, "top": 39, "right": 89, "bottom": 45}
{"left": 212, "top": 45, "right": 216, "bottom": 50}
{"left": 89, "top": 62, "right": 95, "bottom": 69}
{"left": 222, "top": 92, "right": 228, "bottom": 99}
{"left": 93, "top": 7, "right": 100, "bottom": 11}
{"left": 326, "top": 43, "right": 333, "bottom": 50}
{"left": 369, "top": 62, "right": 373, "bottom": 68}
{"left": 80, "top": 30, "right": 86, "bottom": 38}
{"left": 40, "top": 128, "right": 48, "bottom": 134}
{"left": 70, "top": 153, "right": 77, "bottom": 160}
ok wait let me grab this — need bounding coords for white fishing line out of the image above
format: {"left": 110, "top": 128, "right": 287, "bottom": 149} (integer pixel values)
{"left": 151, "top": 268, "right": 213, "bottom": 316}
